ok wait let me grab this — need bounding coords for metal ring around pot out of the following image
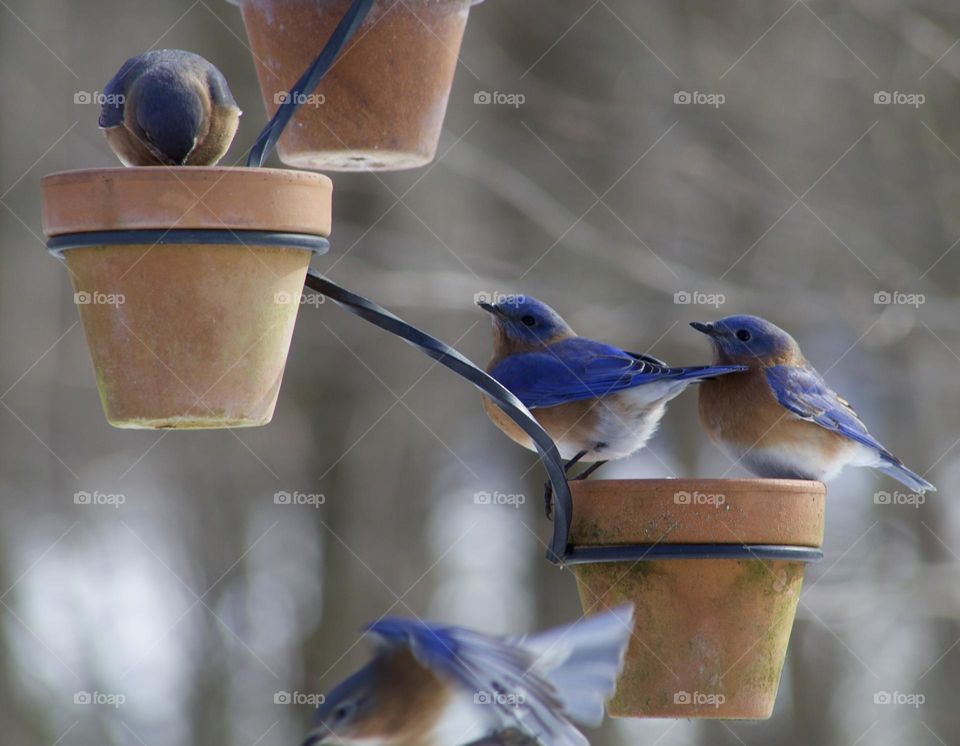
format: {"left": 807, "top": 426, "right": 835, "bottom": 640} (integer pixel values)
{"left": 46, "top": 229, "right": 331, "bottom": 258}
{"left": 563, "top": 544, "right": 823, "bottom": 564}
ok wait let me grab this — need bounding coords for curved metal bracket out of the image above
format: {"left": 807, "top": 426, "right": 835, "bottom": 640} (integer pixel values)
{"left": 303, "top": 269, "right": 575, "bottom": 563}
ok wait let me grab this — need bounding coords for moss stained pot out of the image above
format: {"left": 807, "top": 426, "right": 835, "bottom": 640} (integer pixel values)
{"left": 568, "top": 478, "right": 825, "bottom": 720}
{"left": 41, "top": 167, "right": 332, "bottom": 429}
{"left": 231, "top": 0, "right": 484, "bottom": 171}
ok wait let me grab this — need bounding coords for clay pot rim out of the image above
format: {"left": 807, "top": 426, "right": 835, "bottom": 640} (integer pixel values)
{"left": 568, "top": 478, "right": 826, "bottom": 548}
{"left": 41, "top": 166, "right": 333, "bottom": 238}
{"left": 41, "top": 166, "right": 332, "bottom": 188}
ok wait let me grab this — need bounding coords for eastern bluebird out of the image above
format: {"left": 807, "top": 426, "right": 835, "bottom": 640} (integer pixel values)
{"left": 99, "top": 50, "right": 241, "bottom": 166}
{"left": 300, "top": 605, "right": 634, "bottom": 746}
{"left": 478, "top": 296, "right": 746, "bottom": 491}
{"left": 692, "top": 315, "right": 936, "bottom": 493}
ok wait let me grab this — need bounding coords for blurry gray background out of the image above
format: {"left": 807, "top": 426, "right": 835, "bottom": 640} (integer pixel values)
{"left": 1, "top": 1, "right": 959, "bottom": 744}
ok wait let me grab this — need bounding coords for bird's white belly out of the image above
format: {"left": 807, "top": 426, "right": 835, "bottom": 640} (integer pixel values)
{"left": 426, "top": 691, "right": 503, "bottom": 746}
{"left": 722, "top": 437, "right": 874, "bottom": 482}
{"left": 572, "top": 389, "right": 675, "bottom": 461}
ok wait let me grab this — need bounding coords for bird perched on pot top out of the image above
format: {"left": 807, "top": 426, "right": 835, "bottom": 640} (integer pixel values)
{"left": 299, "top": 605, "right": 634, "bottom": 746}
{"left": 99, "top": 49, "right": 241, "bottom": 166}
{"left": 478, "top": 295, "right": 746, "bottom": 480}
{"left": 691, "top": 315, "right": 935, "bottom": 493}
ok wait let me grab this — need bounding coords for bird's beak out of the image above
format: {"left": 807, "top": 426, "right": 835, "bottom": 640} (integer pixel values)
{"left": 299, "top": 732, "right": 327, "bottom": 746}
{"left": 690, "top": 321, "right": 719, "bottom": 336}
{"left": 477, "top": 301, "right": 502, "bottom": 316}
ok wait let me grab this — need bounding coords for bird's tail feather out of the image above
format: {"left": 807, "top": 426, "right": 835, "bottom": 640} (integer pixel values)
{"left": 516, "top": 605, "right": 633, "bottom": 727}
{"left": 674, "top": 364, "right": 747, "bottom": 382}
{"left": 877, "top": 459, "right": 936, "bottom": 493}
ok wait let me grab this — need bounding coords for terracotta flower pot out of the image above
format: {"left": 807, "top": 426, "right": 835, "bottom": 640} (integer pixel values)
{"left": 41, "top": 167, "right": 332, "bottom": 429}
{"left": 232, "top": 0, "right": 483, "bottom": 171}
{"left": 568, "top": 478, "right": 825, "bottom": 720}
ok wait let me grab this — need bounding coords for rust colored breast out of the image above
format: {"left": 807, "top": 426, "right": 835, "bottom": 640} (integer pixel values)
{"left": 482, "top": 393, "right": 600, "bottom": 456}
{"left": 352, "top": 649, "right": 452, "bottom": 745}
{"left": 698, "top": 366, "right": 850, "bottom": 459}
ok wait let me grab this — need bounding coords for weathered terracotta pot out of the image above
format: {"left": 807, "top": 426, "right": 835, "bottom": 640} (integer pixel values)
{"left": 41, "top": 167, "right": 332, "bottom": 429}
{"left": 569, "top": 478, "right": 825, "bottom": 720}
{"left": 232, "top": 0, "right": 483, "bottom": 171}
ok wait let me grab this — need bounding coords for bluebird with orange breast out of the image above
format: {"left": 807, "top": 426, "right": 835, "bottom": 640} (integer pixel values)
{"left": 691, "top": 315, "right": 935, "bottom": 493}
{"left": 300, "top": 605, "right": 634, "bottom": 746}
{"left": 478, "top": 296, "right": 746, "bottom": 496}
{"left": 100, "top": 50, "right": 241, "bottom": 166}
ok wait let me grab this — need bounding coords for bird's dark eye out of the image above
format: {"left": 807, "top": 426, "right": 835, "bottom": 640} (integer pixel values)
{"left": 736, "top": 329, "right": 752, "bottom": 342}
{"left": 521, "top": 315, "right": 537, "bottom": 327}
{"left": 334, "top": 705, "right": 351, "bottom": 721}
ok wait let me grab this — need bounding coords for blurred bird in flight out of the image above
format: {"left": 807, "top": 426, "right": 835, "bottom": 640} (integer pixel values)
{"left": 692, "top": 314, "right": 935, "bottom": 493}
{"left": 300, "top": 605, "right": 634, "bottom": 746}
{"left": 100, "top": 49, "right": 241, "bottom": 166}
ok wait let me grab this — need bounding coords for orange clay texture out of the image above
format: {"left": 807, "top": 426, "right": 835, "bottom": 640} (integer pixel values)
{"left": 573, "top": 558, "right": 805, "bottom": 719}
{"left": 239, "top": 0, "right": 474, "bottom": 170}
{"left": 66, "top": 244, "right": 312, "bottom": 429}
{"left": 568, "top": 479, "right": 824, "bottom": 719}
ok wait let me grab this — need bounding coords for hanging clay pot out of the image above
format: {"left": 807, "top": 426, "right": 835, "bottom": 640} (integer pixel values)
{"left": 231, "top": 0, "right": 483, "bottom": 171}
{"left": 568, "top": 478, "right": 825, "bottom": 719}
{"left": 41, "top": 167, "right": 332, "bottom": 429}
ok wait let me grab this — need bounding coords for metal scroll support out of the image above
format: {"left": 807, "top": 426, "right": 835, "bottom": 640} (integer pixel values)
{"left": 239, "top": 0, "right": 576, "bottom": 563}
{"left": 303, "top": 269, "right": 575, "bottom": 565}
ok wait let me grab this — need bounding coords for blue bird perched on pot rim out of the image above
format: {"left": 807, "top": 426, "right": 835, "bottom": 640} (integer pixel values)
{"left": 99, "top": 49, "right": 241, "bottom": 166}
{"left": 300, "top": 605, "right": 634, "bottom": 746}
{"left": 691, "top": 314, "right": 935, "bottom": 493}
{"left": 478, "top": 295, "right": 746, "bottom": 483}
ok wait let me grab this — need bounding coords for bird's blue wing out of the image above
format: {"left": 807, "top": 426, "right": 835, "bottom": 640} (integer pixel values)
{"left": 367, "top": 618, "right": 588, "bottom": 746}
{"left": 489, "top": 337, "right": 742, "bottom": 409}
{"left": 99, "top": 56, "right": 145, "bottom": 128}
{"left": 764, "top": 365, "right": 888, "bottom": 455}
{"left": 766, "top": 365, "right": 936, "bottom": 492}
